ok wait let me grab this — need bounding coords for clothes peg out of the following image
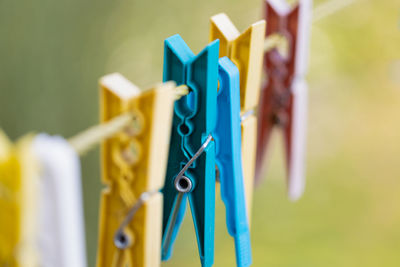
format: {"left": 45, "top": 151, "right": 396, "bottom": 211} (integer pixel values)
{"left": 96, "top": 73, "right": 175, "bottom": 267}
{"left": 161, "top": 34, "right": 251, "bottom": 267}
{"left": 256, "top": 0, "right": 312, "bottom": 201}
{"left": 161, "top": 34, "right": 218, "bottom": 267}
{"left": 0, "top": 132, "right": 38, "bottom": 267}
{"left": 214, "top": 57, "right": 252, "bottom": 267}
{"left": 210, "top": 13, "right": 265, "bottom": 219}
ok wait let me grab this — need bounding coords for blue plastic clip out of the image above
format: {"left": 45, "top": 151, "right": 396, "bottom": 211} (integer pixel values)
{"left": 161, "top": 34, "right": 218, "bottom": 267}
{"left": 161, "top": 34, "right": 251, "bottom": 267}
{"left": 215, "top": 57, "right": 252, "bottom": 267}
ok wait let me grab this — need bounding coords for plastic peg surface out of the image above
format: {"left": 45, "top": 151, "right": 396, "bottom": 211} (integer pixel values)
{"left": 256, "top": 0, "right": 312, "bottom": 201}
{"left": 0, "top": 132, "right": 38, "bottom": 267}
{"left": 214, "top": 57, "right": 252, "bottom": 267}
{"left": 96, "top": 73, "right": 175, "bottom": 267}
{"left": 161, "top": 34, "right": 218, "bottom": 267}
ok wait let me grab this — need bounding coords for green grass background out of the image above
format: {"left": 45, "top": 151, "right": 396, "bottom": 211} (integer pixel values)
{"left": 0, "top": 0, "right": 399, "bottom": 266}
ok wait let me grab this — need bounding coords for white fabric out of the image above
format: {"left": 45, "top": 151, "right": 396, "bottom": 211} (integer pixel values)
{"left": 33, "top": 134, "right": 87, "bottom": 267}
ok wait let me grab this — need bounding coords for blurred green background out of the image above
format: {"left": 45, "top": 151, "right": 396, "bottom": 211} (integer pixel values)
{"left": 1, "top": 0, "right": 399, "bottom": 266}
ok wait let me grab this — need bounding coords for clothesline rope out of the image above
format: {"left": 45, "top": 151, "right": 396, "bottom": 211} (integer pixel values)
{"left": 68, "top": 0, "right": 359, "bottom": 156}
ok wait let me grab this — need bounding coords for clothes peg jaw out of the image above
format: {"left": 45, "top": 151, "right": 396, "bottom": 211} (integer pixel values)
{"left": 161, "top": 34, "right": 218, "bottom": 267}
{"left": 256, "top": 0, "right": 312, "bottom": 201}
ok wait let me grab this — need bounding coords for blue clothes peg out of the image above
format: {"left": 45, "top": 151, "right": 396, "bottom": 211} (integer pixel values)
{"left": 161, "top": 34, "right": 218, "bottom": 267}
{"left": 215, "top": 57, "right": 252, "bottom": 267}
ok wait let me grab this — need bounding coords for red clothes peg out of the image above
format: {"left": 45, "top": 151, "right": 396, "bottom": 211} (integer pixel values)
{"left": 256, "top": 0, "right": 312, "bottom": 200}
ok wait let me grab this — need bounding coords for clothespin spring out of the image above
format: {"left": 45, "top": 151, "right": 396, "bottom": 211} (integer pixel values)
{"left": 162, "top": 134, "right": 213, "bottom": 257}
{"left": 114, "top": 190, "right": 159, "bottom": 249}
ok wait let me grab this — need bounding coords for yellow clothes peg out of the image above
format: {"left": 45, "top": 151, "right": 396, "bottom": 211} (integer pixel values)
{"left": 209, "top": 13, "right": 265, "bottom": 219}
{"left": 0, "top": 131, "right": 38, "bottom": 267}
{"left": 96, "top": 73, "right": 175, "bottom": 267}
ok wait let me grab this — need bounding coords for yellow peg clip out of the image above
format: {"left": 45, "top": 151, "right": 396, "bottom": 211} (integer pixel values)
{"left": 0, "top": 131, "right": 38, "bottom": 267}
{"left": 96, "top": 73, "right": 175, "bottom": 267}
{"left": 210, "top": 13, "right": 265, "bottom": 219}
